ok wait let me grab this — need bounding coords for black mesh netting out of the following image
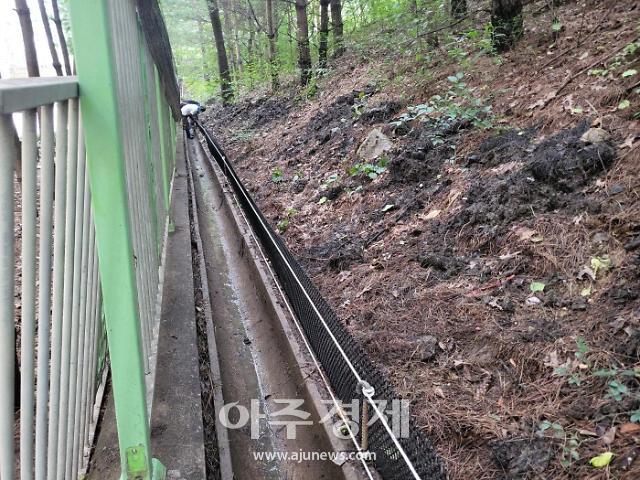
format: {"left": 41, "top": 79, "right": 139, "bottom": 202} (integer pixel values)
{"left": 195, "top": 121, "right": 447, "bottom": 480}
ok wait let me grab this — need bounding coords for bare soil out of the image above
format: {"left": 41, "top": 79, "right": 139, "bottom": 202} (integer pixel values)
{"left": 203, "top": 1, "right": 640, "bottom": 478}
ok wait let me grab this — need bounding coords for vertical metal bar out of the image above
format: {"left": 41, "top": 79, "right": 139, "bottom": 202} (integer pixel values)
{"left": 0, "top": 114, "right": 16, "bottom": 480}
{"left": 77, "top": 209, "right": 94, "bottom": 473}
{"left": 71, "top": 145, "right": 90, "bottom": 480}
{"left": 47, "top": 100, "right": 69, "bottom": 480}
{"left": 138, "top": 31, "right": 160, "bottom": 260}
{"left": 35, "top": 104, "right": 55, "bottom": 480}
{"left": 56, "top": 96, "right": 79, "bottom": 479}
{"left": 154, "top": 68, "right": 170, "bottom": 214}
{"left": 62, "top": 112, "right": 85, "bottom": 478}
{"left": 67, "top": 1, "right": 165, "bottom": 477}
{"left": 20, "top": 108, "right": 38, "bottom": 480}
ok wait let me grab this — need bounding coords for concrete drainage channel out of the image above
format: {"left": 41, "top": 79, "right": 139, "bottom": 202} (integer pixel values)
{"left": 185, "top": 136, "right": 370, "bottom": 480}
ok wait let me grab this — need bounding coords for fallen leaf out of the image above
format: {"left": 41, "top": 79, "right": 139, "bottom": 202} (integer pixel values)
{"left": 602, "top": 427, "right": 617, "bottom": 445}
{"left": 620, "top": 423, "right": 640, "bottom": 435}
{"left": 577, "top": 266, "right": 596, "bottom": 281}
{"left": 425, "top": 209, "right": 441, "bottom": 220}
{"left": 590, "top": 452, "right": 614, "bottom": 468}
{"left": 620, "top": 134, "right": 639, "bottom": 150}
{"left": 514, "top": 226, "right": 537, "bottom": 241}
{"left": 488, "top": 298, "right": 503, "bottom": 310}
{"left": 544, "top": 350, "right": 561, "bottom": 368}
{"left": 530, "top": 281, "right": 546, "bottom": 293}
{"left": 381, "top": 203, "right": 394, "bottom": 212}
{"left": 581, "top": 286, "right": 592, "bottom": 297}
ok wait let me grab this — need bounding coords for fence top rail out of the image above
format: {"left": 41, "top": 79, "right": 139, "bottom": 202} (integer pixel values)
{"left": 0, "top": 76, "right": 79, "bottom": 113}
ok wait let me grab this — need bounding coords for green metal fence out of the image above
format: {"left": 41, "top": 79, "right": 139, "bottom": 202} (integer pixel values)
{"left": 0, "top": 1, "right": 179, "bottom": 479}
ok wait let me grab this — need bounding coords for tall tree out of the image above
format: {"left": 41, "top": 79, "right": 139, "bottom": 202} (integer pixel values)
{"left": 265, "top": 0, "right": 279, "bottom": 89}
{"left": 51, "top": 0, "right": 72, "bottom": 75}
{"left": 37, "top": 0, "right": 63, "bottom": 76}
{"left": 295, "top": 0, "right": 312, "bottom": 85}
{"left": 318, "top": 0, "right": 330, "bottom": 69}
{"left": 491, "top": 0, "right": 523, "bottom": 52}
{"left": 451, "top": 0, "right": 466, "bottom": 20}
{"left": 206, "top": 0, "right": 234, "bottom": 103}
{"left": 330, "top": 0, "right": 344, "bottom": 57}
{"left": 14, "top": 0, "right": 40, "bottom": 77}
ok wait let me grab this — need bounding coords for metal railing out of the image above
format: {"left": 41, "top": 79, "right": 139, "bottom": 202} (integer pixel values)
{"left": 0, "top": 1, "right": 179, "bottom": 479}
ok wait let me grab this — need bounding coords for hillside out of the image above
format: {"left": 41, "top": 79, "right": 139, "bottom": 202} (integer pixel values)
{"left": 201, "top": 1, "right": 640, "bottom": 478}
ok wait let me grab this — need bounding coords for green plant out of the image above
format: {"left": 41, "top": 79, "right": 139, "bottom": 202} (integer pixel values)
{"left": 232, "top": 130, "right": 255, "bottom": 141}
{"left": 319, "top": 173, "right": 341, "bottom": 191}
{"left": 538, "top": 421, "right": 581, "bottom": 468}
{"left": 271, "top": 167, "right": 284, "bottom": 183}
{"left": 277, "top": 207, "right": 299, "bottom": 233}
{"left": 348, "top": 157, "right": 388, "bottom": 180}
{"left": 554, "top": 339, "right": 640, "bottom": 410}
{"left": 392, "top": 73, "right": 493, "bottom": 131}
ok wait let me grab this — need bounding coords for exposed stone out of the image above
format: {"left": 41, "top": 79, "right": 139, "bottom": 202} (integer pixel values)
{"left": 357, "top": 128, "right": 393, "bottom": 161}
{"left": 580, "top": 127, "right": 611, "bottom": 144}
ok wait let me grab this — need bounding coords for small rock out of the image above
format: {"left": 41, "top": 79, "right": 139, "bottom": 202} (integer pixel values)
{"left": 613, "top": 448, "right": 639, "bottom": 471}
{"left": 624, "top": 236, "right": 640, "bottom": 251}
{"left": 491, "top": 438, "right": 554, "bottom": 476}
{"left": 356, "top": 128, "right": 393, "bottom": 161}
{"left": 291, "top": 179, "right": 307, "bottom": 194}
{"left": 318, "top": 131, "right": 331, "bottom": 144}
{"left": 580, "top": 127, "right": 611, "bottom": 144}
{"left": 330, "top": 127, "right": 341, "bottom": 135}
{"left": 415, "top": 335, "right": 439, "bottom": 361}
{"left": 592, "top": 231, "right": 610, "bottom": 245}
{"left": 570, "top": 298, "right": 588, "bottom": 311}
{"left": 609, "top": 184, "right": 625, "bottom": 195}
{"left": 526, "top": 296, "right": 542, "bottom": 305}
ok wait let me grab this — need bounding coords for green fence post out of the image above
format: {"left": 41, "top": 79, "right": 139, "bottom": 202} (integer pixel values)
{"left": 67, "top": 1, "right": 165, "bottom": 479}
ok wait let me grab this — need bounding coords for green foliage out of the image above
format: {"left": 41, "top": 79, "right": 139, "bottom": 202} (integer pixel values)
{"left": 348, "top": 157, "right": 388, "bottom": 180}
{"left": 537, "top": 421, "right": 581, "bottom": 468}
{"left": 393, "top": 73, "right": 493, "bottom": 130}
{"left": 232, "top": 130, "right": 255, "bottom": 142}
{"left": 277, "top": 207, "right": 299, "bottom": 233}
{"left": 271, "top": 167, "right": 284, "bottom": 183}
{"left": 553, "top": 338, "right": 640, "bottom": 423}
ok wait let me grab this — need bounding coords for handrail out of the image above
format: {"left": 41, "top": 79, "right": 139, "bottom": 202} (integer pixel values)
{"left": 0, "top": 77, "right": 78, "bottom": 113}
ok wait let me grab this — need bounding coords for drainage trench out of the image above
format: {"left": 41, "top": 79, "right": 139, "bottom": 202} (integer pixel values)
{"left": 186, "top": 138, "right": 346, "bottom": 480}
{"left": 188, "top": 162, "right": 221, "bottom": 480}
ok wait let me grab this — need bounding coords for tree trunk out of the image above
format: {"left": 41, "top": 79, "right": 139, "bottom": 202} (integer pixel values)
{"left": 231, "top": 8, "right": 243, "bottom": 76}
{"left": 318, "top": 0, "right": 329, "bottom": 70}
{"left": 451, "top": 0, "right": 466, "bottom": 20}
{"left": 491, "top": 0, "right": 523, "bottom": 52}
{"left": 36, "top": 0, "right": 63, "bottom": 76}
{"left": 295, "top": 0, "right": 312, "bottom": 86}
{"left": 266, "top": 0, "right": 279, "bottom": 89}
{"left": 14, "top": 0, "right": 40, "bottom": 77}
{"left": 219, "top": 0, "right": 236, "bottom": 76}
{"left": 206, "top": 0, "right": 234, "bottom": 103}
{"left": 51, "top": 0, "right": 72, "bottom": 75}
{"left": 330, "top": 0, "right": 344, "bottom": 57}
{"left": 197, "top": 20, "right": 211, "bottom": 82}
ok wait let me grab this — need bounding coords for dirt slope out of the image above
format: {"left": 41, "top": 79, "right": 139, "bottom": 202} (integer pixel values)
{"left": 203, "top": 1, "right": 640, "bottom": 478}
